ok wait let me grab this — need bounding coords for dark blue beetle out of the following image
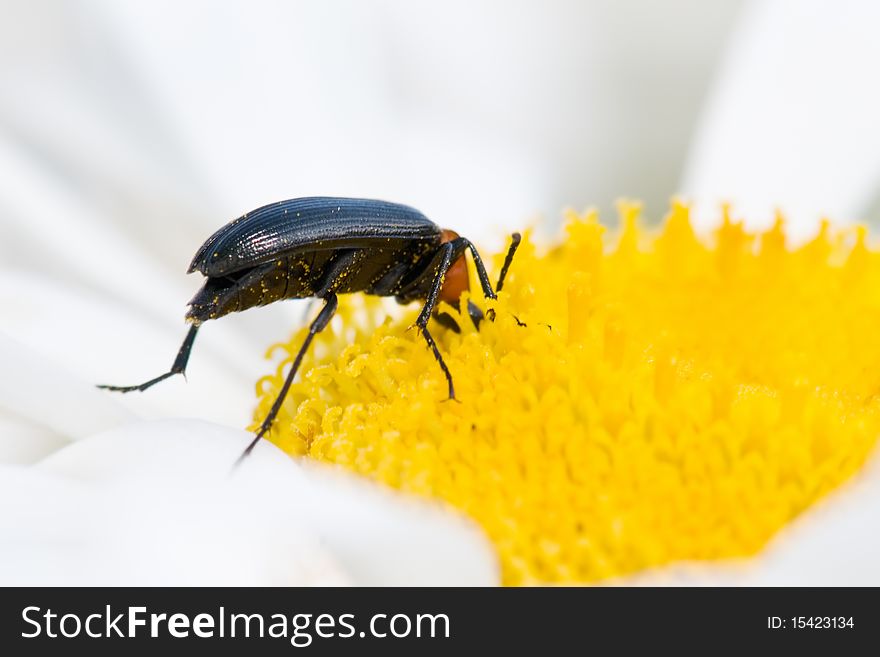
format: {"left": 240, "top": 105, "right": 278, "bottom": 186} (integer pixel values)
{"left": 100, "top": 197, "right": 520, "bottom": 462}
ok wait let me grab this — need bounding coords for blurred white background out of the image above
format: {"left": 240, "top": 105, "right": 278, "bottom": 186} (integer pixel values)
{"left": 0, "top": 0, "right": 744, "bottom": 256}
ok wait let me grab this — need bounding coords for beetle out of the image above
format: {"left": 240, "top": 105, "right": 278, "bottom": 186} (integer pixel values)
{"left": 99, "top": 197, "right": 521, "bottom": 463}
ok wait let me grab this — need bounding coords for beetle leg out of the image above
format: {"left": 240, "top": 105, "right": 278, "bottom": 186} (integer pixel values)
{"left": 456, "top": 231, "right": 522, "bottom": 301}
{"left": 456, "top": 238, "right": 496, "bottom": 300}
{"left": 420, "top": 325, "right": 456, "bottom": 400}
{"left": 415, "top": 242, "right": 456, "bottom": 327}
{"left": 442, "top": 231, "right": 521, "bottom": 329}
{"left": 464, "top": 298, "right": 485, "bottom": 329}
{"left": 314, "top": 248, "right": 368, "bottom": 297}
{"left": 97, "top": 324, "right": 199, "bottom": 393}
{"left": 413, "top": 242, "right": 459, "bottom": 400}
{"left": 235, "top": 293, "right": 339, "bottom": 466}
{"left": 462, "top": 232, "right": 522, "bottom": 322}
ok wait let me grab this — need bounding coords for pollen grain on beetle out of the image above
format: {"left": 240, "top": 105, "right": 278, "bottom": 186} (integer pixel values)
{"left": 252, "top": 200, "right": 880, "bottom": 585}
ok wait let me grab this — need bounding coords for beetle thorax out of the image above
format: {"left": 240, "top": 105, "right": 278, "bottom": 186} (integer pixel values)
{"left": 437, "top": 229, "right": 470, "bottom": 305}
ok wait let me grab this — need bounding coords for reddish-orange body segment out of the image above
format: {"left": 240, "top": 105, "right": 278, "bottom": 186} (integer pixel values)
{"left": 439, "top": 229, "right": 470, "bottom": 305}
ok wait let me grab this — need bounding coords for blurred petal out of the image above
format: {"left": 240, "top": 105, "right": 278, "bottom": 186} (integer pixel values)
{"left": 0, "top": 132, "right": 191, "bottom": 319}
{"left": 0, "top": 414, "right": 68, "bottom": 465}
{"left": 0, "top": 464, "right": 349, "bottom": 586}
{"left": 682, "top": 0, "right": 880, "bottom": 239}
{"left": 34, "top": 419, "right": 499, "bottom": 586}
{"left": 738, "top": 455, "right": 880, "bottom": 585}
{"left": 97, "top": 0, "right": 543, "bottom": 236}
{"left": 0, "top": 331, "right": 131, "bottom": 463}
{"left": 0, "top": 270, "right": 266, "bottom": 427}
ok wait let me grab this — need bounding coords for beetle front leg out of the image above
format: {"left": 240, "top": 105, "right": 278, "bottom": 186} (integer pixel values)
{"left": 97, "top": 323, "right": 200, "bottom": 393}
{"left": 463, "top": 232, "right": 522, "bottom": 326}
{"left": 414, "top": 242, "right": 458, "bottom": 400}
{"left": 458, "top": 232, "right": 524, "bottom": 297}
{"left": 235, "top": 293, "right": 339, "bottom": 466}
{"left": 461, "top": 233, "right": 521, "bottom": 322}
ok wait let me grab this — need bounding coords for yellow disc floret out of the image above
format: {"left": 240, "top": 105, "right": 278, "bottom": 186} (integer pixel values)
{"left": 252, "top": 200, "right": 880, "bottom": 585}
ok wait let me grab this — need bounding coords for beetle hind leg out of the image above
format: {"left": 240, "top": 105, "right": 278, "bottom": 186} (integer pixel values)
{"left": 97, "top": 324, "right": 200, "bottom": 393}
{"left": 235, "top": 293, "right": 339, "bottom": 467}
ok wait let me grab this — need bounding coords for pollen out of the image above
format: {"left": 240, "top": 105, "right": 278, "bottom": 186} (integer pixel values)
{"left": 252, "top": 200, "right": 880, "bottom": 585}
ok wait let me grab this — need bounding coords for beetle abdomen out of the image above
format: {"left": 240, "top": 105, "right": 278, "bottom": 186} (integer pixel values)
{"left": 186, "top": 242, "right": 436, "bottom": 322}
{"left": 187, "top": 251, "right": 331, "bottom": 322}
{"left": 189, "top": 197, "right": 442, "bottom": 278}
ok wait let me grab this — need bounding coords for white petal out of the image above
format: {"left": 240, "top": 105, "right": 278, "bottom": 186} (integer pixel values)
{"left": 95, "top": 1, "right": 542, "bottom": 241}
{"left": 0, "top": 269, "right": 272, "bottom": 428}
{"left": 0, "top": 331, "right": 131, "bottom": 463}
{"left": 35, "top": 419, "right": 499, "bottom": 586}
{"left": 0, "top": 414, "right": 69, "bottom": 465}
{"left": 737, "top": 456, "right": 880, "bottom": 585}
{"left": 0, "top": 133, "right": 192, "bottom": 321}
{"left": 291, "top": 461, "right": 500, "bottom": 586}
{"left": 681, "top": 0, "right": 880, "bottom": 240}
{"left": 0, "top": 463, "right": 349, "bottom": 586}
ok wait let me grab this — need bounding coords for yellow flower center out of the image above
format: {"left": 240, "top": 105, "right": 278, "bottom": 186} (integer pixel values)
{"left": 252, "top": 200, "right": 880, "bottom": 585}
